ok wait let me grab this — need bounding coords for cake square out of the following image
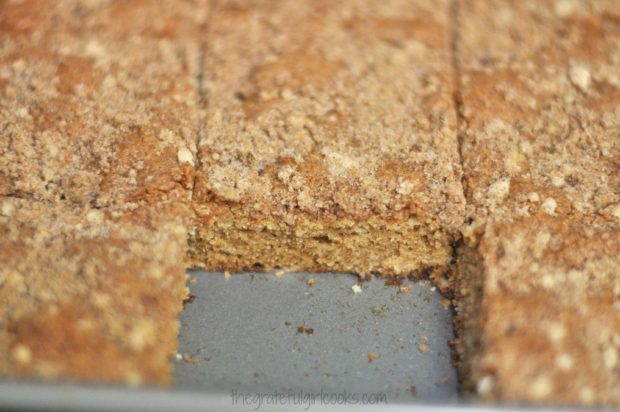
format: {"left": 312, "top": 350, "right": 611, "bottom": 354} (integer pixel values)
{"left": 454, "top": 0, "right": 620, "bottom": 405}
{"left": 190, "top": 0, "right": 465, "bottom": 276}
{"left": 0, "top": 0, "right": 205, "bottom": 385}
{"left": 0, "top": 201, "right": 188, "bottom": 385}
{"left": 455, "top": 216, "right": 620, "bottom": 404}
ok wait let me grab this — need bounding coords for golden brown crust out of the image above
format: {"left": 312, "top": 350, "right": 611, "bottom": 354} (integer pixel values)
{"left": 457, "top": 0, "right": 620, "bottom": 227}
{"left": 194, "top": 0, "right": 465, "bottom": 228}
{"left": 0, "top": 0, "right": 203, "bottom": 212}
{"left": 190, "top": 0, "right": 465, "bottom": 277}
{"left": 465, "top": 217, "right": 620, "bottom": 405}
{"left": 0, "top": 200, "right": 188, "bottom": 385}
{"left": 455, "top": 0, "right": 620, "bottom": 405}
{"left": 0, "top": 0, "right": 206, "bottom": 385}
{"left": 2, "top": 0, "right": 620, "bottom": 403}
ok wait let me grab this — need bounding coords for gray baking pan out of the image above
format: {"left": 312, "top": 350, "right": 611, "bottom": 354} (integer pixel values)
{"left": 175, "top": 271, "right": 456, "bottom": 401}
{"left": 0, "top": 271, "right": 589, "bottom": 411}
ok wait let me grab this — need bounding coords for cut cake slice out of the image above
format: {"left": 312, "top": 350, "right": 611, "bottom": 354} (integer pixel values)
{"left": 190, "top": 0, "right": 465, "bottom": 276}
{"left": 454, "top": 0, "right": 620, "bottom": 405}
{"left": 0, "top": 0, "right": 206, "bottom": 385}
{"left": 0, "top": 201, "right": 189, "bottom": 385}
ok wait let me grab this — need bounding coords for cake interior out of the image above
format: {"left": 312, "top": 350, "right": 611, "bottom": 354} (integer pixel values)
{"left": 188, "top": 210, "right": 456, "bottom": 278}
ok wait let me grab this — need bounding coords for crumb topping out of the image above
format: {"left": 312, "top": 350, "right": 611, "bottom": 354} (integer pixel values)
{"left": 0, "top": 0, "right": 202, "bottom": 214}
{"left": 194, "top": 0, "right": 465, "bottom": 228}
{"left": 457, "top": 0, "right": 620, "bottom": 405}
{"left": 459, "top": 0, "right": 620, "bottom": 225}
{"left": 0, "top": 0, "right": 206, "bottom": 385}
{"left": 1, "top": 0, "right": 619, "bottom": 403}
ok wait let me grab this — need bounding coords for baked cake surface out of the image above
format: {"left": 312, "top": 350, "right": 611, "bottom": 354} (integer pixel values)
{"left": 1, "top": 0, "right": 620, "bottom": 406}
{"left": 0, "top": 0, "right": 206, "bottom": 384}
{"left": 0, "top": 0, "right": 203, "bottom": 208}
{"left": 190, "top": 0, "right": 465, "bottom": 276}
{"left": 454, "top": 0, "right": 620, "bottom": 405}
{"left": 457, "top": 216, "right": 620, "bottom": 404}
{"left": 0, "top": 201, "right": 188, "bottom": 385}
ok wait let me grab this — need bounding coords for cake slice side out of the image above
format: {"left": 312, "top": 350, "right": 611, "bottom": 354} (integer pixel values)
{"left": 0, "top": 0, "right": 207, "bottom": 385}
{"left": 455, "top": 216, "right": 620, "bottom": 405}
{"left": 191, "top": 0, "right": 466, "bottom": 276}
{"left": 454, "top": 0, "right": 620, "bottom": 405}
{"left": 0, "top": 201, "right": 189, "bottom": 386}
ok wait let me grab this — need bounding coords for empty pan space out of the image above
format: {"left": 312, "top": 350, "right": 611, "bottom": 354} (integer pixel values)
{"left": 175, "top": 271, "right": 457, "bottom": 403}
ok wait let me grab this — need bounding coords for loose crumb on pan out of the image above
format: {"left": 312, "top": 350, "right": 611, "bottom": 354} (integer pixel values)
{"left": 297, "top": 326, "right": 314, "bottom": 335}
{"left": 399, "top": 285, "right": 413, "bottom": 294}
{"left": 182, "top": 353, "right": 200, "bottom": 366}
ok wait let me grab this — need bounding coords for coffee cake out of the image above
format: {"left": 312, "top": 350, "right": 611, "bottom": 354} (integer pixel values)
{"left": 190, "top": 0, "right": 465, "bottom": 276}
{"left": 453, "top": 0, "right": 620, "bottom": 405}
{"left": 1, "top": 0, "right": 620, "bottom": 406}
{"left": 0, "top": 201, "right": 189, "bottom": 385}
{"left": 0, "top": 0, "right": 206, "bottom": 384}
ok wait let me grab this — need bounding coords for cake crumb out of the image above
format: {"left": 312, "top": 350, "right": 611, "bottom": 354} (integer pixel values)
{"left": 541, "top": 198, "right": 557, "bottom": 215}
{"left": 529, "top": 376, "right": 553, "bottom": 399}
{"left": 477, "top": 376, "right": 494, "bottom": 396}
{"left": 129, "top": 320, "right": 156, "bottom": 351}
{"left": 307, "top": 278, "right": 316, "bottom": 286}
{"left": 274, "top": 270, "right": 284, "bottom": 279}
{"left": 86, "top": 209, "right": 104, "bottom": 224}
{"left": 488, "top": 178, "right": 511, "bottom": 202}
{"left": 556, "top": 353, "right": 574, "bottom": 370}
{"left": 182, "top": 293, "right": 196, "bottom": 307}
{"left": 528, "top": 192, "right": 540, "bottom": 203}
{"left": 125, "top": 371, "right": 143, "bottom": 387}
{"left": 603, "top": 347, "right": 618, "bottom": 370}
{"left": 224, "top": 271, "right": 231, "bottom": 279}
{"left": 177, "top": 146, "right": 194, "bottom": 165}
{"left": 397, "top": 180, "right": 415, "bottom": 195}
{"left": 505, "top": 151, "right": 525, "bottom": 174}
{"left": 580, "top": 386, "right": 595, "bottom": 404}
{"left": 182, "top": 353, "right": 200, "bottom": 366}
{"left": 11, "top": 344, "right": 32, "bottom": 365}
{"left": 569, "top": 62, "right": 591, "bottom": 92}
{"left": 16, "top": 107, "right": 29, "bottom": 118}
{"left": 385, "top": 277, "right": 404, "bottom": 287}
{"left": 611, "top": 204, "right": 620, "bottom": 221}
{"left": 352, "top": 284, "right": 362, "bottom": 294}
{"left": 1, "top": 201, "right": 15, "bottom": 217}
{"left": 554, "top": 0, "right": 577, "bottom": 17}
{"left": 297, "top": 326, "right": 314, "bottom": 335}
{"left": 367, "top": 352, "right": 377, "bottom": 362}
{"left": 418, "top": 343, "right": 428, "bottom": 353}
{"left": 399, "top": 285, "right": 412, "bottom": 294}
{"left": 547, "top": 323, "right": 566, "bottom": 342}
